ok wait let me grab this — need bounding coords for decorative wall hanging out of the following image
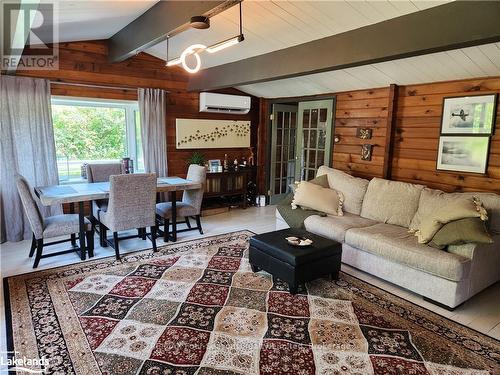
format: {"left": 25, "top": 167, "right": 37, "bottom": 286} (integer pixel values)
{"left": 356, "top": 128, "right": 372, "bottom": 139}
{"left": 361, "top": 144, "right": 373, "bottom": 161}
{"left": 436, "top": 136, "right": 490, "bottom": 174}
{"left": 441, "top": 94, "right": 497, "bottom": 135}
{"left": 176, "top": 119, "right": 251, "bottom": 149}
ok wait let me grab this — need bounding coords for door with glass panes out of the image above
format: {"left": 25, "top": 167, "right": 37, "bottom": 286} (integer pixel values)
{"left": 269, "top": 104, "right": 298, "bottom": 204}
{"left": 295, "top": 100, "right": 334, "bottom": 181}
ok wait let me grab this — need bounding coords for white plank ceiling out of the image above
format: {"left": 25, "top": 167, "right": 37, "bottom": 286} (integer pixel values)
{"left": 34, "top": 0, "right": 158, "bottom": 43}
{"left": 30, "top": 0, "right": 499, "bottom": 97}
{"left": 236, "top": 43, "right": 500, "bottom": 98}
{"left": 146, "top": 0, "right": 450, "bottom": 68}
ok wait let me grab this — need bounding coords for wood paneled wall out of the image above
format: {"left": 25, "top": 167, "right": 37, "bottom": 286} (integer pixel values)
{"left": 13, "top": 40, "right": 262, "bottom": 180}
{"left": 333, "top": 87, "right": 391, "bottom": 179}
{"left": 278, "top": 77, "right": 500, "bottom": 193}
{"left": 392, "top": 78, "right": 500, "bottom": 193}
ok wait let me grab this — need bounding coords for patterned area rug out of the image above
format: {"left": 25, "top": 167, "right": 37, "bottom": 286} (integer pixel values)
{"left": 4, "top": 231, "right": 500, "bottom": 374}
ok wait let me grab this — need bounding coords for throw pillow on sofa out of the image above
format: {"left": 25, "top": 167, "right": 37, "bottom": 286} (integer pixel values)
{"left": 416, "top": 197, "right": 488, "bottom": 244}
{"left": 292, "top": 181, "right": 344, "bottom": 216}
{"left": 316, "top": 166, "right": 369, "bottom": 215}
{"left": 428, "top": 217, "right": 493, "bottom": 250}
{"left": 289, "top": 174, "right": 329, "bottom": 194}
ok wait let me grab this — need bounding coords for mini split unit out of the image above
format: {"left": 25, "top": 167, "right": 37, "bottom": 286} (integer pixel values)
{"left": 199, "top": 92, "right": 251, "bottom": 114}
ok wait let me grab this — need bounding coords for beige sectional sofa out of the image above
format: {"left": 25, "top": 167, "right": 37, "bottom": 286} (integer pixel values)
{"left": 276, "top": 166, "right": 500, "bottom": 309}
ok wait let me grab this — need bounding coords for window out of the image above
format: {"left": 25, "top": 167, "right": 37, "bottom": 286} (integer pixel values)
{"left": 51, "top": 97, "right": 143, "bottom": 182}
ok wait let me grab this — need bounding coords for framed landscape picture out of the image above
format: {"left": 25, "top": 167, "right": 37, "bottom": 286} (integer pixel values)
{"left": 436, "top": 136, "right": 490, "bottom": 174}
{"left": 440, "top": 94, "right": 497, "bottom": 135}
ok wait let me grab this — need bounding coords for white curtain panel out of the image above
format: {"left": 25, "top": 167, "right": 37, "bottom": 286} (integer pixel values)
{"left": 1, "top": 76, "right": 61, "bottom": 242}
{"left": 138, "top": 88, "right": 168, "bottom": 178}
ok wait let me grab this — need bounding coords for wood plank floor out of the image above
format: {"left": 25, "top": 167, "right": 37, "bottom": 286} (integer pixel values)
{"left": 1, "top": 205, "right": 499, "bottom": 365}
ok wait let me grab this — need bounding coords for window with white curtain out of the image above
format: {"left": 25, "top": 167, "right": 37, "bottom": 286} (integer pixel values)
{"left": 51, "top": 97, "right": 144, "bottom": 182}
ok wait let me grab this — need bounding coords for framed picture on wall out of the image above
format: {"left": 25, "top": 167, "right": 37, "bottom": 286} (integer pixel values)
{"left": 208, "top": 159, "right": 221, "bottom": 172}
{"left": 440, "top": 94, "right": 497, "bottom": 135}
{"left": 436, "top": 136, "right": 490, "bottom": 174}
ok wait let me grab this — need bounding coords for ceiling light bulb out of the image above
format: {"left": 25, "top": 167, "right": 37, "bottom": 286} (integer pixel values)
{"left": 206, "top": 35, "right": 243, "bottom": 53}
{"left": 180, "top": 44, "right": 206, "bottom": 74}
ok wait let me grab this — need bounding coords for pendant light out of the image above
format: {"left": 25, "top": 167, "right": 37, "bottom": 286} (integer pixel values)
{"left": 166, "top": 2, "right": 244, "bottom": 74}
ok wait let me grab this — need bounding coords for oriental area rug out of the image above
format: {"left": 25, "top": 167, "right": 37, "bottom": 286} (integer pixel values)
{"left": 3, "top": 231, "right": 499, "bottom": 374}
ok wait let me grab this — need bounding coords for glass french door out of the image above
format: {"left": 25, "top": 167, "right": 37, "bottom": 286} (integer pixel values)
{"left": 269, "top": 104, "right": 298, "bottom": 204}
{"left": 295, "top": 99, "right": 334, "bottom": 181}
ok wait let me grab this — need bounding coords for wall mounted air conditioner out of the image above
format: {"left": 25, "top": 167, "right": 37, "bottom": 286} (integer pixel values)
{"left": 199, "top": 92, "right": 251, "bottom": 114}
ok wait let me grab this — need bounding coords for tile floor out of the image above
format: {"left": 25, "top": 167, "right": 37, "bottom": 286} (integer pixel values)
{"left": 1, "top": 205, "right": 499, "bottom": 361}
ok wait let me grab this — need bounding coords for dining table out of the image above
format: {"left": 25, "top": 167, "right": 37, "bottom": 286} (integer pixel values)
{"left": 34, "top": 177, "right": 202, "bottom": 260}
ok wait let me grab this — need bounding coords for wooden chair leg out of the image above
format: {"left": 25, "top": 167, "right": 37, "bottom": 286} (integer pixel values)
{"left": 164, "top": 219, "right": 170, "bottom": 242}
{"left": 113, "top": 232, "right": 120, "bottom": 260}
{"left": 150, "top": 226, "right": 158, "bottom": 252}
{"left": 86, "top": 230, "right": 95, "bottom": 257}
{"left": 33, "top": 239, "right": 43, "bottom": 268}
{"left": 70, "top": 233, "right": 77, "bottom": 246}
{"left": 195, "top": 215, "right": 203, "bottom": 234}
{"left": 29, "top": 234, "right": 36, "bottom": 257}
{"left": 141, "top": 227, "right": 146, "bottom": 240}
{"left": 185, "top": 217, "right": 192, "bottom": 229}
{"left": 100, "top": 226, "right": 108, "bottom": 247}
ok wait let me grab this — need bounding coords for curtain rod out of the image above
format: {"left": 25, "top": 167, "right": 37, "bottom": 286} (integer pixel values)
{"left": 50, "top": 81, "right": 170, "bottom": 93}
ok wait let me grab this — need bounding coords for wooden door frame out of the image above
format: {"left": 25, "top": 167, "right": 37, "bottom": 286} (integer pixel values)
{"left": 265, "top": 95, "right": 336, "bottom": 195}
{"left": 296, "top": 99, "right": 335, "bottom": 180}
{"left": 269, "top": 104, "right": 298, "bottom": 204}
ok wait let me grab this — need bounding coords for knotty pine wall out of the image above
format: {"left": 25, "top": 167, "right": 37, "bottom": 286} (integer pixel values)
{"left": 333, "top": 87, "right": 391, "bottom": 180}
{"left": 14, "top": 40, "right": 262, "bottom": 180}
{"left": 274, "top": 78, "right": 500, "bottom": 193}
{"left": 331, "top": 78, "right": 500, "bottom": 192}
{"left": 392, "top": 78, "right": 500, "bottom": 193}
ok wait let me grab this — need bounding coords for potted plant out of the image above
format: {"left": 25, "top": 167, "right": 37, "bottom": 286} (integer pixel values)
{"left": 186, "top": 151, "right": 206, "bottom": 166}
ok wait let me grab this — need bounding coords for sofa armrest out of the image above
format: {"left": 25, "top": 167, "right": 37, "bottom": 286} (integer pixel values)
{"left": 447, "top": 234, "right": 499, "bottom": 260}
{"left": 448, "top": 235, "right": 500, "bottom": 295}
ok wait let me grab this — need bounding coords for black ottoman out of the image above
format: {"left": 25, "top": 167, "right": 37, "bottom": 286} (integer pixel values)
{"left": 249, "top": 228, "right": 342, "bottom": 294}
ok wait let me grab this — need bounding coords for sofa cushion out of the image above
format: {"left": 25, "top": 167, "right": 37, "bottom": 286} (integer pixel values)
{"left": 316, "top": 166, "right": 369, "bottom": 215}
{"left": 410, "top": 188, "right": 500, "bottom": 235}
{"left": 344, "top": 223, "right": 471, "bottom": 281}
{"left": 304, "top": 213, "right": 377, "bottom": 242}
{"left": 360, "top": 178, "right": 424, "bottom": 228}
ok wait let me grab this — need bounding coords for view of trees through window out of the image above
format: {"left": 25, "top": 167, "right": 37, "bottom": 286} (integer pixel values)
{"left": 52, "top": 99, "right": 141, "bottom": 181}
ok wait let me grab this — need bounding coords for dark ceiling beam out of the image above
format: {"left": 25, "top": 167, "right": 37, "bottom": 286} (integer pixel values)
{"left": 108, "top": 0, "right": 239, "bottom": 63}
{"left": 188, "top": 1, "right": 500, "bottom": 91}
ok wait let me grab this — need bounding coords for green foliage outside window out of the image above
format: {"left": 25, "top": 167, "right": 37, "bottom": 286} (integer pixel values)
{"left": 52, "top": 105, "right": 127, "bottom": 160}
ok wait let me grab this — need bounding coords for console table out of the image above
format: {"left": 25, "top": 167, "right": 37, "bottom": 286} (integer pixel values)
{"left": 204, "top": 168, "right": 255, "bottom": 209}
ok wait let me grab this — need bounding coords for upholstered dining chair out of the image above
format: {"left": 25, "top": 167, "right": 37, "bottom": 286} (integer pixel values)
{"left": 16, "top": 175, "right": 94, "bottom": 268}
{"left": 86, "top": 162, "right": 125, "bottom": 227}
{"left": 156, "top": 164, "right": 207, "bottom": 242}
{"left": 86, "top": 162, "right": 125, "bottom": 183}
{"left": 97, "top": 173, "right": 157, "bottom": 259}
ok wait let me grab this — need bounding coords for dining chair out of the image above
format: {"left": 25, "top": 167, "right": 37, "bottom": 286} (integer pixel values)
{"left": 86, "top": 162, "right": 125, "bottom": 183}
{"left": 86, "top": 162, "right": 125, "bottom": 227}
{"left": 156, "top": 164, "right": 207, "bottom": 242}
{"left": 97, "top": 173, "right": 157, "bottom": 259}
{"left": 16, "top": 175, "right": 94, "bottom": 268}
